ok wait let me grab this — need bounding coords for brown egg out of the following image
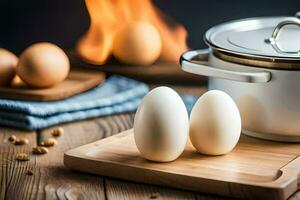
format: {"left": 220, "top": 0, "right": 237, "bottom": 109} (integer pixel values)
{"left": 17, "top": 43, "right": 70, "bottom": 88}
{"left": 113, "top": 21, "right": 162, "bottom": 66}
{"left": 0, "top": 48, "right": 18, "bottom": 86}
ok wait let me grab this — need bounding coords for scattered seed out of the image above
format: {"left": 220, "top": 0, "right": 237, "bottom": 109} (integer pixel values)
{"left": 40, "top": 138, "right": 57, "bottom": 147}
{"left": 26, "top": 169, "right": 33, "bottom": 176}
{"left": 8, "top": 135, "right": 17, "bottom": 143}
{"left": 21, "top": 138, "right": 29, "bottom": 144}
{"left": 51, "top": 127, "right": 64, "bottom": 137}
{"left": 15, "top": 153, "right": 30, "bottom": 161}
{"left": 32, "top": 146, "right": 49, "bottom": 155}
{"left": 14, "top": 138, "right": 29, "bottom": 145}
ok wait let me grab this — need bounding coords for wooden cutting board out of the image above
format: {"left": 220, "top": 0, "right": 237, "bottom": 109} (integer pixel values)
{"left": 64, "top": 129, "right": 300, "bottom": 200}
{"left": 68, "top": 51, "right": 205, "bottom": 85}
{"left": 0, "top": 70, "right": 105, "bottom": 101}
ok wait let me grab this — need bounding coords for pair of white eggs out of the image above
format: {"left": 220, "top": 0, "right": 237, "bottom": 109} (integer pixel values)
{"left": 134, "top": 87, "right": 241, "bottom": 162}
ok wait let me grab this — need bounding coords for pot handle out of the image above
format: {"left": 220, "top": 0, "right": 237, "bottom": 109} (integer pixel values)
{"left": 265, "top": 15, "right": 300, "bottom": 54}
{"left": 180, "top": 49, "right": 272, "bottom": 83}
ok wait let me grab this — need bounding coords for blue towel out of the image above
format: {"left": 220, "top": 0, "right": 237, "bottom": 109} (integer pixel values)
{"left": 181, "top": 95, "right": 198, "bottom": 114}
{"left": 0, "top": 76, "right": 149, "bottom": 130}
{"left": 0, "top": 75, "right": 198, "bottom": 130}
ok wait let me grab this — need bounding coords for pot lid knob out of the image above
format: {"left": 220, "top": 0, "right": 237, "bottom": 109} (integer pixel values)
{"left": 265, "top": 13, "right": 300, "bottom": 54}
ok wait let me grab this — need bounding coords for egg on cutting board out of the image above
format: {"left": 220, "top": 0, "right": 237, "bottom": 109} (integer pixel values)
{"left": 0, "top": 48, "right": 18, "bottom": 86}
{"left": 133, "top": 87, "right": 189, "bottom": 162}
{"left": 190, "top": 90, "right": 241, "bottom": 155}
{"left": 17, "top": 42, "right": 70, "bottom": 88}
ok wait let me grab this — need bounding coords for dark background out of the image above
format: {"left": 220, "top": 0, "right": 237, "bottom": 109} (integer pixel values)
{"left": 0, "top": 0, "right": 299, "bottom": 55}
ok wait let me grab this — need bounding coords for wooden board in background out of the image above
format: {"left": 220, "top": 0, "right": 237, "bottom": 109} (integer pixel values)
{"left": 0, "top": 70, "right": 105, "bottom": 101}
{"left": 64, "top": 129, "right": 300, "bottom": 200}
{"left": 68, "top": 51, "right": 206, "bottom": 85}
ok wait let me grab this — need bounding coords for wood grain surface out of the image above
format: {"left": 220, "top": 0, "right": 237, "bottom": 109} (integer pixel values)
{"left": 1, "top": 85, "right": 300, "bottom": 200}
{"left": 0, "top": 114, "right": 221, "bottom": 200}
{"left": 0, "top": 69, "right": 105, "bottom": 101}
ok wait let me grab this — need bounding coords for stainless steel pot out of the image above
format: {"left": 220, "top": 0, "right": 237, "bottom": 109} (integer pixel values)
{"left": 180, "top": 14, "right": 300, "bottom": 142}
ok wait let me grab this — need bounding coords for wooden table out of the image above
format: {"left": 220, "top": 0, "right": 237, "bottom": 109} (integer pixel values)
{"left": 1, "top": 85, "right": 300, "bottom": 200}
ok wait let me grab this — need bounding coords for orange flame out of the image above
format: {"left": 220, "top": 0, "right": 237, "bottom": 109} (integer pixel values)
{"left": 77, "top": 0, "right": 188, "bottom": 65}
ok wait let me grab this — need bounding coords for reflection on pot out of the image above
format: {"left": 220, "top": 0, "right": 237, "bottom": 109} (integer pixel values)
{"left": 236, "top": 95, "right": 267, "bottom": 134}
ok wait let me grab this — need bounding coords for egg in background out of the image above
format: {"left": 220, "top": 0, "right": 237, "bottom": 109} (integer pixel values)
{"left": 0, "top": 48, "right": 18, "bottom": 86}
{"left": 17, "top": 42, "right": 70, "bottom": 88}
{"left": 134, "top": 87, "right": 189, "bottom": 162}
{"left": 113, "top": 21, "right": 162, "bottom": 66}
{"left": 189, "top": 90, "right": 241, "bottom": 155}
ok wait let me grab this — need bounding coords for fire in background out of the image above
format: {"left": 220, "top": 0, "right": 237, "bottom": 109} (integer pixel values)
{"left": 77, "top": 0, "right": 189, "bottom": 65}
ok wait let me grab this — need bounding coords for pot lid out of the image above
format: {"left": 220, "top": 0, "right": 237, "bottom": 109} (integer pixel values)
{"left": 204, "top": 13, "right": 300, "bottom": 69}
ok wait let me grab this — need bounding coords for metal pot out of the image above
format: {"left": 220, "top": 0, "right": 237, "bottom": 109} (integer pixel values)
{"left": 180, "top": 14, "right": 300, "bottom": 142}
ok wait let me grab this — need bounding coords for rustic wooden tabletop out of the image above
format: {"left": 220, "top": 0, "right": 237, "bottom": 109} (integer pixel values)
{"left": 1, "top": 85, "right": 300, "bottom": 200}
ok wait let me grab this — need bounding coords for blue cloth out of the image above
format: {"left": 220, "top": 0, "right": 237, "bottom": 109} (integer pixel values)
{"left": 0, "top": 76, "right": 149, "bottom": 130}
{"left": 0, "top": 75, "right": 198, "bottom": 130}
{"left": 181, "top": 95, "right": 198, "bottom": 114}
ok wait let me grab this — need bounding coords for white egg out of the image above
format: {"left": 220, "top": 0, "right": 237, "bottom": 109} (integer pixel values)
{"left": 134, "top": 87, "right": 189, "bottom": 162}
{"left": 190, "top": 90, "right": 241, "bottom": 155}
